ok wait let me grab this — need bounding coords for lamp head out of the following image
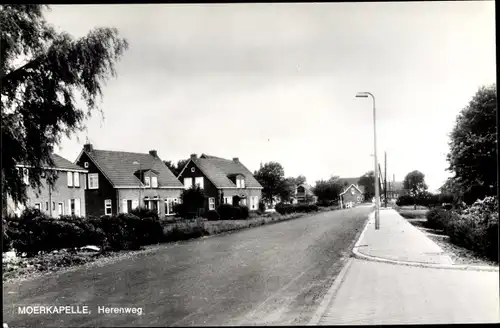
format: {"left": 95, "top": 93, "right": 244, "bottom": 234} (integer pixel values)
{"left": 355, "top": 92, "right": 369, "bottom": 98}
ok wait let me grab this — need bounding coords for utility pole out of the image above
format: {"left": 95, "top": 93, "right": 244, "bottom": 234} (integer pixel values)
{"left": 384, "top": 152, "right": 388, "bottom": 208}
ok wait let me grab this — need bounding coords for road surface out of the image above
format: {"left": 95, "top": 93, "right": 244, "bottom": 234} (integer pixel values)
{"left": 3, "top": 206, "right": 371, "bottom": 327}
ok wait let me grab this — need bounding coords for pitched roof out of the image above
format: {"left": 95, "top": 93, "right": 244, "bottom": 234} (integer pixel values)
{"left": 340, "top": 183, "right": 363, "bottom": 196}
{"left": 84, "top": 149, "right": 183, "bottom": 188}
{"left": 189, "top": 154, "right": 263, "bottom": 189}
{"left": 338, "top": 177, "right": 365, "bottom": 193}
{"left": 17, "top": 154, "right": 86, "bottom": 172}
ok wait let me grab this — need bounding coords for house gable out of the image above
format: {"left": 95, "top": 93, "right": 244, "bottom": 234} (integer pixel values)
{"left": 340, "top": 184, "right": 363, "bottom": 196}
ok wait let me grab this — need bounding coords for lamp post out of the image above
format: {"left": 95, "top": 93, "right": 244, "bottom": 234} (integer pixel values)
{"left": 356, "top": 91, "right": 380, "bottom": 230}
{"left": 133, "top": 161, "right": 142, "bottom": 208}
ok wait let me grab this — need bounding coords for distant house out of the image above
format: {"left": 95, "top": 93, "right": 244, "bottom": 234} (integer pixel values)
{"left": 75, "top": 144, "right": 184, "bottom": 217}
{"left": 293, "top": 183, "right": 317, "bottom": 204}
{"left": 386, "top": 181, "right": 406, "bottom": 200}
{"left": 338, "top": 178, "right": 365, "bottom": 195}
{"left": 339, "top": 184, "right": 363, "bottom": 208}
{"left": 6, "top": 154, "right": 88, "bottom": 217}
{"left": 177, "top": 154, "right": 263, "bottom": 212}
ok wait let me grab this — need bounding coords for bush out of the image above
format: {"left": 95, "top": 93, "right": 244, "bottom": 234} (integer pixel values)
{"left": 317, "top": 200, "right": 336, "bottom": 207}
{"left": 129, "top": 207, "right": 159, "bottom": 220}
{"left": 425, "top": 208, "right": 450, "bottom": 230}
{"left": 164, "top": 222, "right": 208, "bottom": 242}
{"left": 239, "top": 206, "right": 250, "bottom": 219}
{"left": 3, "top": 218, "right": 12, "bottom": 252}
{"left": 205, "top": 210, "right": 220, "bottom": 221}
{"left": 275, "top": 202, "right": 319, "bottom": 215}
{"left": 444, "top": 196, "right": 498, "bottom": 262}
{"left": 396, "top": 195, "right": 414, "bottom": 207}
{"left": 258, "top": 200, "right": 266, "bottom": 213}
{"left": 173, "top": 203, "right": 187, "bottom": 218}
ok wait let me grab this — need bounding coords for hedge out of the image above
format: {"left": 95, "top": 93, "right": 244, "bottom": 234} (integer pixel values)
{"left": 217, "top": 204, "right": 250, "bottom": 220}
{"left": 426, "top": 196, "right": 498, "bottom": 262}
{"left": 275, "top": 202, "right": 319, "bottom": 215}
{"left": 3, "top": 208, "right": 164, "bottom": 256}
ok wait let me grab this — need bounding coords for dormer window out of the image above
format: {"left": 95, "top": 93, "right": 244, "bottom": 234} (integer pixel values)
{"left": 236, "top": 177, "right": 245, "bottom": 188}
{"left": 151, "top": 176, "right": 158, "bottom": 188}
{"left": 145, "top": 176, "right": 151, "bottom": 188}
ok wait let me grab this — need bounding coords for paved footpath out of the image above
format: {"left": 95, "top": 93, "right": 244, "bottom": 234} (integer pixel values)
{"left": 311, "top": 208, "right": 500, "bottom": 325}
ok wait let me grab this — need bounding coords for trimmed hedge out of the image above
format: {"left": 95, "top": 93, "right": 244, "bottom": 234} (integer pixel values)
{"left": 3, "top": 207, "right": 164, "bottom": 256}
{"left": 217, "top": 204, "right": 250, "bottom": 220}
{"left": 275, "top": 202, "right": 319, "bottom": 215}
{"left": 205, "top": 210, "right": 220, "bottom": 221}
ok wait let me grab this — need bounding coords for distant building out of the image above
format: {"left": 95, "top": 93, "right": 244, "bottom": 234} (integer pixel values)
{"left": 339, "top": 184, "right": 363, "bottom": 208}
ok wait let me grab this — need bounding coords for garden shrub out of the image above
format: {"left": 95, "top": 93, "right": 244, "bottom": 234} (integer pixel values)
{"left": 205, "top": 210, "right": 220, "bottom": 221}
{"left": 275, "top": 203, "right": 319, "bottom": 215}
{"left": 173, "top": 203, "right": 187, "bottom": 218}
{"left": 444, "top": 196, "right": 499, "bottom": 262}
{"left": 164, "top": 222, "right": 208, "bottom": 242}
{"left": 129, "top": 206, "right": 159, "bottom": 220}
{"left": 239, "top": 206, "right": 250, "bottom": 219}
{"left": 258, "top": 201, "right": 266, "bottom": 213}
{"left": 425, "top": 208, "right": 450, "bottom": 230}
{"left": 3, "top": 218, "right": 12, "bottom": 252}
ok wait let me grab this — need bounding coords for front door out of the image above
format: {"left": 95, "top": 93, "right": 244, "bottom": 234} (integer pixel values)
{"left": 58, "top": 202, "right": 63, "bottom": 217}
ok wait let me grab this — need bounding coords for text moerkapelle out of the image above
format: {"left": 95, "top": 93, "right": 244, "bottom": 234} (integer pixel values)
{"left": 18, "top": 305, "right": 90, "bottom": 315}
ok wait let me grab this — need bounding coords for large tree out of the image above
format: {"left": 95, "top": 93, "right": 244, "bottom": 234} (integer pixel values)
{"left": 446, "top": 84, "right": 497, "bottom": 204}
{"left": 358, "top": 171, "right": 375, "bottom": 200}
{"left": 313, "top": 176, "right": 342, "bottom": 202}
{"left": 403, "top": 170, "right": 428, "bottom": 209}
{"left": 254, "top": 162, "right": 286, "bottom": 203}
{"left": 164, "top": 159, "right": 189, "bottom": 177}
{"left": 1, "top": 5, "right": 128, "bottom": 206}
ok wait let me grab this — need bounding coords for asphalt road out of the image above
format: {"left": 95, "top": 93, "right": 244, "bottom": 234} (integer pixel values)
{"left": 3, "top": 206, "right": 371, "bottom": 327}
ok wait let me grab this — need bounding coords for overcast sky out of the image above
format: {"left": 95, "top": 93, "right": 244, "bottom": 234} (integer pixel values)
{"left": 45, "top": 2, "right": 495, "bottom": 192}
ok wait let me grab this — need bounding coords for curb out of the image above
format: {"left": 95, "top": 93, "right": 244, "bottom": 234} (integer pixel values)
{"left": 351, "top": 211, "right": 499, "bottom": 272}
{"left": 308, "top": 258, "right": 354, "bottom": 325}
{"left": 308, "top": 210, "right": 373, "bottom": 325}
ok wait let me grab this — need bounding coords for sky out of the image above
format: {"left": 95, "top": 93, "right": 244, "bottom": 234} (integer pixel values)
{"left": 45, "top": 2, "right": 496, "bottom": 192}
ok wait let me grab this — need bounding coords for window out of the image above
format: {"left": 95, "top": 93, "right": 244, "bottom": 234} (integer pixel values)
{"left": 132, "top": 199, "right": 139, "bottom": 209}
{"left": 236, "top": 179, "right": 241, "bottom": 188}
{"left": 195, "top": 177, "right": 204, "bottom": 189}
{"left": 58, "top": 203, "right": 64, "bottom": 217}
{"left": 88, "top": 173, "right": 99, "bottom": 189}
{"left": 45, "top": 202, "right": 49, "bottom": 211}
{"left": 223, "top": 197, "right": 233, "bottom": 205}
{"left": 22, "top": 168, "right": 29, "bottom": 185}
{"left": 184, "top": 177, "right": 193, "bottom": 189}
{"left": 209, "top": 197, "right": 215, "bottom": 210}
{"left": 240, "top": 198, "right": 247, "bottom": 206}
{"left": 34, "top": 203, "right": 41, "bottom": 210}
{"left": 104, "top": 199, "right": 112, "bottom": 215}
{"left": 250, "top": 196, "right": 258, "bottom": 210}
{"left": 67, "top": 171, "right": 74, "bottom": 187}
{"left": 84, "top": 162, "right": 89, "bottom": 168}
{"left": 145, "top": 176, "right": 151, "bottom": 188}
{"left": 52, "top": 202, "right": 56, "bottom": 211}
{"left": 241, "top": 179, "right": 245, "bottom": 188}
{"left": 73, "top": 172, "right": 80, "bottom": 187}
{"left": 165, "top": 198, "right": 176, "bottom": 215}
{"left": 191, "top": 167, "right": 195, "bottom": 173}
{"left": 151, "top": 177, "right": 158, "bottom": 188}
{"left": 122, "top": 199, "right": 129, "bottom": 214}
{"left": 70, "top": 199, "right": 75, "bottom": 215}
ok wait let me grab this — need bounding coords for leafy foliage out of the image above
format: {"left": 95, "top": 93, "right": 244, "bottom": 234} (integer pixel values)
{"left": 254, "top": 162, "right": 286, "bottom": 203}
{"left": 275, "top": 202, "right": 319, "bottom": 215}
{"left": 446, "top": 84, "right": 497, "bottom": 205}
{"left": 129, "top": 206, "right": 159, "bottom": 220}
{"left": 358, "top": 171, "right": 375, "bottom": 200}
{"left": 181, "top": 186, "right": 205, "bottom": 215}
{"left": 163, "top": 159, "right": 189, "bottom": 177}
{"left": 313, "top": 177, "right": 342, "bottom": 202}
{"left": 205, "top": 210, "right": 220, "bottom": 221}
{"left": 1, "top": 5, "right": 128, "bottom": 206}
{"left": 258, "top": 200, "right": 266, "bottom": 213}
{"left": 403, "top": 170, "right": 428, "bottom": 197}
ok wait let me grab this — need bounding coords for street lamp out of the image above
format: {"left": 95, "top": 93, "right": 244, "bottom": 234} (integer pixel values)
{"left": 133, "top": 161, "right": 142, "bottom": 208}
{"left": 356, "top": 91, "right": 380, "bottom": 230}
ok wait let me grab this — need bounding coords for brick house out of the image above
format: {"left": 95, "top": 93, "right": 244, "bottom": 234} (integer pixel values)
{"left": 339, "top": 184, "right": 363, "bottom": 208}
{"left": 177, "top": 154, "right": 263, "bottom": 212}
{"left": 74, "top": 144, "right": 184, "bottom": 217}
{"left": 6, "top": 154, "right": 88, "bottom": 217}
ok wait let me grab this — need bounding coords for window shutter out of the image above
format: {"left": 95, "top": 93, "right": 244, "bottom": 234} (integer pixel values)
{"left": 67, "top": 200, "right": 71, "bottom": 216}
{"left": 123, "top": 199, "right": 128, "bottom": 213}
{"left": 74, "top": 172, "right": 80, "bottom": 187}
{"left": 67, "top": 172, "right": 73, "bottom": 187}
{"left": 75, "top": 199, "right": 81, "bottom": 216}
{"left": 132, "top": 199, "right": 139, "bottom": 209}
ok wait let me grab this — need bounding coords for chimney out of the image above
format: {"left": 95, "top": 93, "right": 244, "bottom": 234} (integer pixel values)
{"left": 149, "top": 150, "right": 158, "bottom": 158}
{"left": 190, "top": 154, "right": 197, "bottom": 160}
{"left": 83, "top": 143, "right": 93, "bottom": 153}
{"left": 233, "top": 157, "right": 239, "bottom": 162}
